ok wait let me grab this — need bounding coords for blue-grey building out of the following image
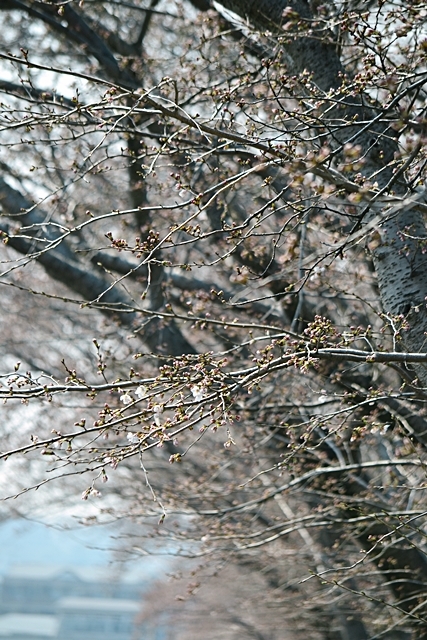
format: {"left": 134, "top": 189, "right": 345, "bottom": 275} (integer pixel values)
{"left": 0, "top": 565, "right": 171, "bottom": 640}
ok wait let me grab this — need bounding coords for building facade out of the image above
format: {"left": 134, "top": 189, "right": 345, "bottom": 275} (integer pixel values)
{"left": 0, "top": 565, "right": 169, "bottom": 640}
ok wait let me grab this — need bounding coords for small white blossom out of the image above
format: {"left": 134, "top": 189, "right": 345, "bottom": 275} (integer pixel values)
{"left": 153, "top": 404, "right": 163, "bottom": 427}
{"left": 191, "top": 385, "right": 206, "bottom": 402}
{"left": 127, "top": 432, "right": 140, "bottom": 444}
{"left": 135, "top": 385, "right": 148, "bottom": 399}
{"left": 81, "top": 487, "right": 101, "bottom": 499}
{"left": 120, "top": 392, "right": 133, "bottom": 405}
